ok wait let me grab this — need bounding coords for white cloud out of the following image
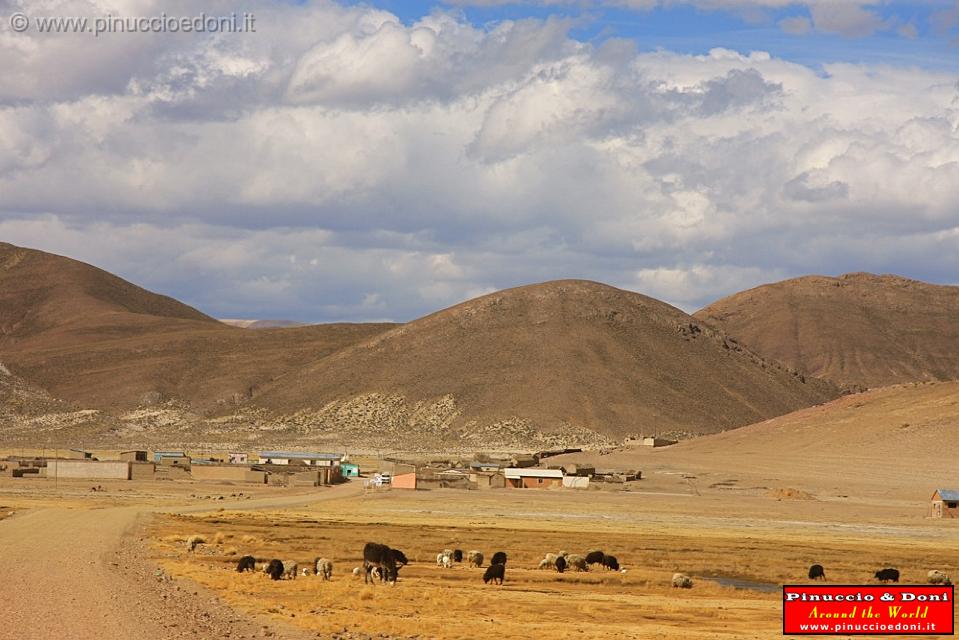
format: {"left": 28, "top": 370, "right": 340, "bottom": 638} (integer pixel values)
{"left": 1, "top": 1, "right": 958, "bottom": 320}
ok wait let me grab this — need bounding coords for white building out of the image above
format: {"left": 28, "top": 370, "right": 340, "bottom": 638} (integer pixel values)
{"left": 257, "top": 451, "right": 344, "bottom": 466}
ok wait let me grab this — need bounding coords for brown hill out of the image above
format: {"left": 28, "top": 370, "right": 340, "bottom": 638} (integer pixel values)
{"left": 549, "top": 380, "right": 959, "bottom": 500}
{"left": 695, "top": 273, "right": 959, "bottom": 390}
{"left": 255, "top": 280, "right": 837, "bottom": 439}
{"left": 0, "top": 243, "right": 394, "bottom": 411}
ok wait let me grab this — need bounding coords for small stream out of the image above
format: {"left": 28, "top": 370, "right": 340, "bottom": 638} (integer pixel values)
{"left": 700, "top": 575, "right": 781, "bottom": 593}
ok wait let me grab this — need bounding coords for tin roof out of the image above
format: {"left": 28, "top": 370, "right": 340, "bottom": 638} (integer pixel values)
{"left": 258, "top": 451, "right": 343, "bottom": 460}
{"left": 934, "top": 489, "right": 959, "bottom": 501}
{"left": 504, "top": 468, "right": 563, "bottom": 479}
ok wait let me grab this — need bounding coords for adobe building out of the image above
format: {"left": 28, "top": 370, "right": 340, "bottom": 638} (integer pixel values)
{"left": 504, "top": 468, "right": 563, "bottom": 489}
{"left": 45, "top": 460, "right": 131, "bottom": 480}
{"left": 391, "top": 471, "right": 417, "bottom": 489}
{"left": 469, "top": 470, "right": 506, "bottom": 490}
{"left": 119, "top": 450, "right": 148, "bottom": 462}
{"left": 190, "top": 464, "right": 267, "bottom": 484}
{"left": 642, "top": 437, "right": 677, "bottom": 448}
{"left": 130, "top": 462, "right": 156, "bottom": 480}
{"left": 931, "top": 489, "right": 959, "bottom": 518}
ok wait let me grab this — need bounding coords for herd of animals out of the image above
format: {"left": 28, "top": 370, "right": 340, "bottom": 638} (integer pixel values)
{"left": 228, "top": 545, "right": 623, "bottom": 585}
{"left": 806, "top": 564, "right": 953, "bottom": 586}
{"left": 224, "top": 543, "right": 954, "bottom": 589}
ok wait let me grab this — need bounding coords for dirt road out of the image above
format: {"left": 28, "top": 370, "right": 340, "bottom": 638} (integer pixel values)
{"left": 0, "top": 483, "right": 363, "bottom": 640}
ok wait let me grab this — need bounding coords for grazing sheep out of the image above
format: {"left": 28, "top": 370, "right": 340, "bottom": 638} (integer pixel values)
{"left": 538, "top": 558, "right": 552, "bottom": 570}
{"left": 282, "top": 560, "right": 298, "bottom": 580}
{"left": 602, "top": 555, "right": 620, "bottom": 571}
{"left": 555, "top": 556, "right": 567, "bottom": 573}
{"left": 265, "top": 559, "right": 284, "bottom": 581}
{"left": 186, "top": 535, "right": 205, "bottom": 553}
{"left": 585, "top": 550, "right": 606, "bottom": 566}
{"left": 808, "top": 564, "right": 826, "bottom": 580}
{"left": 491, "top": 551, "right": 508, "bottom": 566}
{"left": 928, "top": 570, "right": 952, "bottom": 585}
{"left": 315, "top": 558, "right": 333, "bottom": 581}
{"left": 875, "top": 568, "right": 899, "bottom": 583}
{"left": 236, "top": 555, "right": 256, "bottom": 573}
{"left": 672, "top": 573, "right": 693, "bottom": 589}
{"left": 453, "top": 549, "right": 464, "bottom": 563}
{"left": 483, "top": 563, "right": 505, "bottom": 585}
{"left": 566, "top": 554, "right": 588, "bottom": 572}
{"left": 442, "top": 548, "right": 454, "bottom": 559}
{"left": 468, "top": 550, "right": 484, "bottom": 568}
{"left": 436, "top": 553, "right": 453, "bottom": 569}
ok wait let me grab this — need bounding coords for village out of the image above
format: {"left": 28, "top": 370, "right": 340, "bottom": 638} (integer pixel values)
{"left": 4, "top": 439, "right": 959, "bottom": 521}
{"left": 0, "top": 441, "right": 654, "bottom": 492}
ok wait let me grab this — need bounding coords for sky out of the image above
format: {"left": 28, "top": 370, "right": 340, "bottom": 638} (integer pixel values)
{"left": 1, "top": 0, "right": 958, "bottom": 322}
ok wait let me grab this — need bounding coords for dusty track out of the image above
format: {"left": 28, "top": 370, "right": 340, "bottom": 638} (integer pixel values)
{"left": 0, "top": 483, "right": 363, "bottom": 639}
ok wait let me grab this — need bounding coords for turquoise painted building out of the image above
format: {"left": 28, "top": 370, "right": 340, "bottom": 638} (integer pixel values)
{"left": 340, "top": 463, "right": 360, "bottom": 478}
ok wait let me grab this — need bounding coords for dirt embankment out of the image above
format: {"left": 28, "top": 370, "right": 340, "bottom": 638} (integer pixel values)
{"left": 0, "top": 484, "right": 365, "bottom": 640}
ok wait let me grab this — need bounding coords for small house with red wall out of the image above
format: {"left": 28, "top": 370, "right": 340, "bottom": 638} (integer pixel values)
{"left": 931, "top": 489, "right": 959, "bottom": 518}
{"left": 504, "top": 467, "right": 563, "bottom": 489}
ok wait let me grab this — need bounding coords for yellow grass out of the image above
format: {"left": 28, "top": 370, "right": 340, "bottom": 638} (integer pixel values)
{"left": 149, "top": 489, "right": 959, "bottom": 640}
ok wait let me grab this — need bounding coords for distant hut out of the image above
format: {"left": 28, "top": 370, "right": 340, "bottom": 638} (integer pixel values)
{"left": 931, "top": 489, "right": 959, "bottom": 518}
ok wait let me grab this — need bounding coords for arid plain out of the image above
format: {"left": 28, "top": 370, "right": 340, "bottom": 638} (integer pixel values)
{"left": 4, "top": 380, "right": 958, "bottom": 640}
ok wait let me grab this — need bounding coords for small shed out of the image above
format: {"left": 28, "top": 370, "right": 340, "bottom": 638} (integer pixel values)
{"left": 340, "top": 463, "right": 360, "bottom": 478}
{"left": 504, "top": 468, "right": 563, "bottom": 489}
{"left": 562, "top": 476, "right": 590, "bottom": 490}
{"left": 469, "top": 471, "right": 506, "bottom": 490}
{"left": 642, "top": 437, "right": 677, "bottom": 448}
{"left": 229, "top": 452, "right": 249, "bottom": 464}
{"left": 119, "top": 450, "right": 147, "bottom": 462}
{"left": 931, "top": 489, "right": 959, "bottom": 518}
{"left": 510, "top": 454, "right": 539, "bottom": 468}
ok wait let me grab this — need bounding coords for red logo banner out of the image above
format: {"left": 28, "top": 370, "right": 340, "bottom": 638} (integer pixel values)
{"left": 783, "top": 585, "right": 954, "bottom": 635}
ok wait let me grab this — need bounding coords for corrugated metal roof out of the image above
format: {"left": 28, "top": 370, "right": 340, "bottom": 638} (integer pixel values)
{"left": 504, "top": 468, "right": 563, "bottom": 479}
{"left": 934, "top": 489, "right": 959, "bottom": 501}
{"left": 258, "top": 451, "right": 342, "bottom": 460}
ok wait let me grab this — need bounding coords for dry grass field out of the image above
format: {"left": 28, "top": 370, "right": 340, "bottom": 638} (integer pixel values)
{"left": 148, "top": 488, "right": 959, "bottom": 640}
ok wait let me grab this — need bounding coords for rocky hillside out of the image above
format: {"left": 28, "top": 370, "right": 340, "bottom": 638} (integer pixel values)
{"left": 255, "top": 280, "right": 837, "bottom": 440}
{"left": 696, "top": 273, "right": 959, "bottom": 390}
